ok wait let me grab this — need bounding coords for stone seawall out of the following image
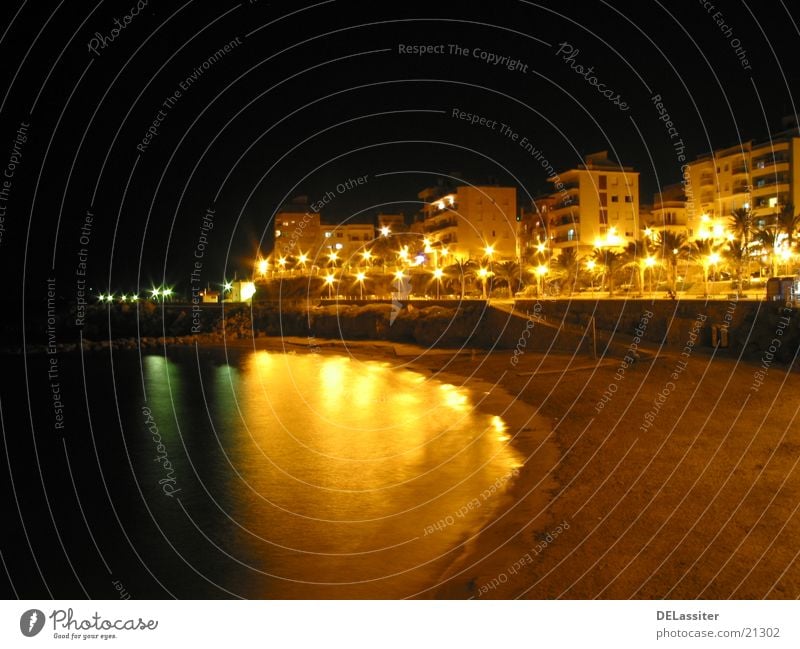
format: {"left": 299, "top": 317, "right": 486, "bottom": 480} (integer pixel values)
{"left": 514, "top": 298, "right": 799, "bottom": 362}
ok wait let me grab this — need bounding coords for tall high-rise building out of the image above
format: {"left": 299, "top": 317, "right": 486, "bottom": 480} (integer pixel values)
{"left": 540, "top": 151, "right": 640, "bottom": 254}
{"left": 685, "top": 118, "right": 800, "bottom": 239}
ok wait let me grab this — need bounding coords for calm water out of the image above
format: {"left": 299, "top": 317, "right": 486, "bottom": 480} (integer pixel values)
{"left": 5, "top": 347, "right": 522, "bottom": 599}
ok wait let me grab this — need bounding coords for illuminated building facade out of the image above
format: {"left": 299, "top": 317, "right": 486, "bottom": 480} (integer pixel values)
{"left": 541, "top": 151, "right": 640, "bottom": 253}
{"left": 418, "top": 184, "right": 517, "bottom": 261}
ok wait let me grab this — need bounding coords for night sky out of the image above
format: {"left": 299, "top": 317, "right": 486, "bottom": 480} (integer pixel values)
{"left": 1, "top": 0, "right": 798, "bottom": 303}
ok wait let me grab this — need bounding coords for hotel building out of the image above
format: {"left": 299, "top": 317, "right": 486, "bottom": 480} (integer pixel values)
{"left": 417, "top": 183, "right": 518, "bottom": 261}
{"left": 539, "top": 151, "right": 640, "bottom": 254}
{"left": 685, "top": 120, "right": 800, "bottom": 239}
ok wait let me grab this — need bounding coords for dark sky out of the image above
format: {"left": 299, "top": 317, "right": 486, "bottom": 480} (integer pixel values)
{"left": 1, "top": 0, "right": 798, "bottom": 299}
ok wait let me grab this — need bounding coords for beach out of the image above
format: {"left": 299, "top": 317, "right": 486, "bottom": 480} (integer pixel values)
{"left": 249, "top": 334, "right": 800, "bottom": 599}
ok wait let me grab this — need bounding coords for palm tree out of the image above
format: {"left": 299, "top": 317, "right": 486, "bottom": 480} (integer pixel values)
{"left": 492, "top": 260, "right": 523, "bottom": 296}
{"left": 729, "top": 206, "right": 754, "bottom": 280}
{"left": 654, "top": 231, "right": 690, "bottom": 292}
{"left": 691, "top": 238, "right": 719, "bottom": 297}
{"left": 592, "top": 247, "right": 627, "bottom": 296}
{"left": 621, "top": 241, "right": 650, "bottom": 296}
{"left": 776, "top": 202, "right": 800, "bottom": 247}
{"left": 724, "top": 239, "right": 748, "bottom": 297}
{"left": 756, "top": 227, "right": 780, "bottom": 278}
{"left": 729, "top": 206, "right": 753, "bottom": 246}
{"left": 550, "top": 248, "right": 581, "bottom": 295}
{"left": 444, "top": 258, "right": 479, "bottom": 299}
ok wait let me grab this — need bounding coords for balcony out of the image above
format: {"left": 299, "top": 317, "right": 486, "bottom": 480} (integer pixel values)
{"left": 700, "top": 174, "right": 714, "bottom": 186}
{"left": 551, "top": 198, "right": 579, "bottom": 211}
{"left": 552, "top": 231, "right": 580, "bottom": 243}
{"left": 550, "top": 214, "right": 580, "bottom": 227}
{"left": 731, "top": 164, "right": 748, "bottom": 175}
{"left": 752, "top": 155, "right": 790, "bottom": 170}
{"left": 731, "top": 182, "right": 749, "bottom": 194}
{"left": 424, "top": 218, "right": 458, "bottom": 233}
{"left": 752, "top": 174, "right": 790, "bottom": 190}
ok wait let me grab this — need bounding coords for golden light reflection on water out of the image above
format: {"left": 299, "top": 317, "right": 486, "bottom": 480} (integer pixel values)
{"left": 214, "top": 351, "right": 523, "bottom": 596}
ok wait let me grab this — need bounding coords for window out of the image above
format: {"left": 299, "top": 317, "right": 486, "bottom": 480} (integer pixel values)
{"left": 624, "top": 196, "right": 633, "bottom": 203}
{"left": 599, "top": 175, "right": 607, "bottom": 190}
{"left": 599, "top": 209, "right": 608, "bottom": 224}
{"left": 611, "top": 195, "right": 619, "bottom": 203}
{"left": 567, "top": 228, "right": 576, "bottom": 241}
{"left": 724, "top": 164, "right": 729, "bottom": 171}
{"left": 600, "top": 193, "right": 608, "bottom": 206}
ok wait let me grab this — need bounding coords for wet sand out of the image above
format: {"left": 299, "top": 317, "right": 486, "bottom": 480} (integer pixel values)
{"left": 187, "top": 335, "right": 800, "bottom": 599}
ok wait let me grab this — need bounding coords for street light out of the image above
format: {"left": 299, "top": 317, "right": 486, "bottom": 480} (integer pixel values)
{"left": 484, "top": 244, "right": 495, "bottom": 260}
{"left": 257, "top": 258, "right": 269, "bottom": 276}
{"left": 433, "top": 267, "right": 444, "bottom": 299}
{"left": 297, "top": 253, "right": 308, "bottom": 273}
{"left": 644, "top": 256, "right": 656, "bottom": 296}
{"left": 361, "top": 249, "right": 372, "bottom": 267}
{"left": 355, "top": 271, "right": 366, "bottom": 299}
{"left": 586, "top": 259, "right": 596, "bottom": 292}
{"left": 535, "top": 264, "right": 548, "bottom": 296}
{"left": 477, "top": 267, "right": 490, "bottom": 299}
{"left": 380, "top": 225, "right": 391, "bottom": 237}
{"left": 324, "top": 273, "right": 335, "bottom": 298}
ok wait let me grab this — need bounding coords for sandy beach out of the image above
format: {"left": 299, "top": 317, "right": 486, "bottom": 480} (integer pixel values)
{"left": 239, "top": 332, "right": 800, "bottom": 600}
